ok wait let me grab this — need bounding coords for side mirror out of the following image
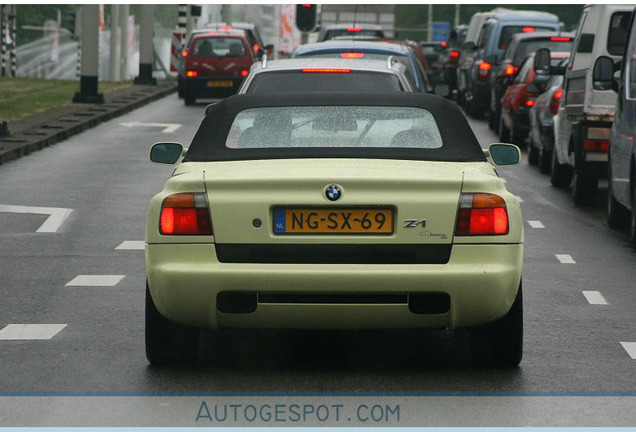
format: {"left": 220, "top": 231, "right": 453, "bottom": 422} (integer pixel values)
{"left": 434, "top": 84, "right": 450, "bottom": 97}
{"left": 486, "top": 143, "right": 520, "bottom": 166}
{"left": 534, "top": 48, "right": 551, "bottom": 75}
{"left": 593, "top": 56, "right": 615, "bottom": 91}
{"left": 150, "top": 142, "right": 185, "bottom": 164}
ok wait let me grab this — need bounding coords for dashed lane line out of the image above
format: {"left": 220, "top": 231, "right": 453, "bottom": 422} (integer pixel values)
{"left": 620, "top": 342, "right": 636, "bottom": 360}
{"left": 65, "top": 275, "right": 125, "bottom": 287}
{"left": 116, "top": 241, "right": 145, "bottom": 250}
{"left": 0, "top": 324, "right": 67, "bottom": 340}
{"left": 582, "top": 291, "right": 608, "bottom": 305}
{"left": 528, "top": 220, "right": 545, "bottom": 228}
{"left": 556, "top": 254, "right": 576, "bottom": 264}
{"left": 0, "top": 204, "right": 73, "bottom": 233}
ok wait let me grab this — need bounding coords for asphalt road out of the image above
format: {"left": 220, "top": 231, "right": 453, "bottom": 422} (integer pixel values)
{"left": 1, "top": 95, "right": 635, "bottom": 426}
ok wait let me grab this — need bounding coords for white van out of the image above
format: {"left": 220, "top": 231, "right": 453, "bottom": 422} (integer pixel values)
{"left": 546, "top": 4, "right": 633, "bottom": 205}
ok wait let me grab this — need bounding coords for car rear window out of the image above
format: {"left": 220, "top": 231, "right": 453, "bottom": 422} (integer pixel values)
{"left": 498, "top": 26, "right": 554, "bottom": 50}
{"left": 513, "top": 39, "right": 573, "bottom": 65}
{"left": 608, "top": 12, "right": 631, "bottom": 56}
{"left": 247, "top": 71, "right": 403, "bottom": 93}
{"left": 225, "top": 106, "right": 443, "bottom": 150}
{"left": 193, "top": 37, "right": 246, "bottom": 57}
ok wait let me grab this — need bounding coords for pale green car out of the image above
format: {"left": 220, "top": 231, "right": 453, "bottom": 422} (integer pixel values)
{"left": 146, "top": 92, "right": 524, "bottom": 366}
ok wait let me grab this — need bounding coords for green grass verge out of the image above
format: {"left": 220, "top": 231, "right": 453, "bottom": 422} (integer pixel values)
{"left": 0, "top": 78, "right": 133, "bottom": 122}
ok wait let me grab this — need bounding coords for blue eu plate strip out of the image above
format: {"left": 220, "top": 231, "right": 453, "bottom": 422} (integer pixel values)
{"left": 274, "top": 208, "right": 286, "bottom": 233}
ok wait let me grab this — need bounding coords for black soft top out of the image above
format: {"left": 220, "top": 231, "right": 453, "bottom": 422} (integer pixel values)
{"left": 184, "top": 92, "right": 486, "bottom": 163}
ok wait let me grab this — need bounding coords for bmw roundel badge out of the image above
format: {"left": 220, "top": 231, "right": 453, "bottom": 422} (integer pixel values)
{"left": 325, "top": 184, "right": 343, "bottom": 201}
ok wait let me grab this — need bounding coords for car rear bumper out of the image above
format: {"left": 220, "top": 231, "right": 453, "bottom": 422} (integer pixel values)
{"left": 146, "top": 243, "right": 523, "bottom": 331}
{"left": 184, "top": 77, "right": 244, "bottom": 98}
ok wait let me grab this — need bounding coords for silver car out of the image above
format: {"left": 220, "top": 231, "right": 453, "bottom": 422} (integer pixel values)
{"left": 237, "top": 57, "right": 417, "bottom": 94}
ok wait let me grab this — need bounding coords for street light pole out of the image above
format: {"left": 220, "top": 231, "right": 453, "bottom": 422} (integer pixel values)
{"left": 73, "top": 4, "right": 104, "bottom": 103}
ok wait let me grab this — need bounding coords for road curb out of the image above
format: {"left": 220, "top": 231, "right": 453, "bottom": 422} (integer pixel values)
{"left": 0, "top": 81, "right": 177, "bottom": 166}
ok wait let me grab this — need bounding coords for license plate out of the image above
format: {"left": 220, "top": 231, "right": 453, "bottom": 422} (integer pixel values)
{"left": 207, "top": 80, "right": 233, "bottom": 88}
{"left": 274, "top": 208, "right": 393, "bottom": 235}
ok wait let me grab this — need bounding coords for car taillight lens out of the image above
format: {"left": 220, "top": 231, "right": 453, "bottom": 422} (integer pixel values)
{"left": 583, "top": 139, "right": 610, "bottom": 152}
{"left": 340, "top": 52, "right": 365, "bottom": 59}
{"left": 523, "top": 27, "right": 535, "bottom": 32}
{"left": 450, "top": 50, "right": 460, "bottom": 64}
{"left": 525, "top": 99, "right": 536, "bottom": 107}
{"left": 241, "top": 70, "right": 249, "bottom": 77}
{"left": 347, "top": 27, "right": 362, "bottom": 32}
{"left": 160, "top": 193, "right": 212, "bottom": 235}
{"left": 550, "top": 36, "right": 571, "bottom": 41}
{"left": 550, "top": 87, "right": 563, "bottom": 115}
{"left": 253, "top": 44, "right": 260, "bottom": 52}
{"left": 477, "top": 60, "right": 492, "bottom": 81}
{"left": 181, "top": 49, "right": 189, "bottom": 57}
{"left": 504, "top": 65, "right": 518, "bottom": 76}
{"left": 186, "top": 70, "right": 198, "bottom": 77}
{"left": 455, "top": 193, "right": 509, "bottom": 236}
{"left": 301, "top": 68, "right": 351, "bottom": 73}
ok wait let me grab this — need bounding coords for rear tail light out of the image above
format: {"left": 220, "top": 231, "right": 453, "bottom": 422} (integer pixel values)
{"left": 525, "top": 99, "right": 536, "bottom": 107}
{"left": 186, "top": 70, "right": 199, "bottom": 77}
{"left": 253, "top": 44, "right": 261, "bottom": 52}
{"left": 301, "top": 68, "right": 351, "bottom": 73}
{"left": 340, "top": 52, "right": 365, "bottom": 59}
{"left": 455, "top": 193, "right": 509, "bottom": 236}
{"left": 441, "top": 42, "right": 447, "bottom": 47}
{"left": 583, "top": 139, "right": 610, "bottom": 152}
{"left": 449, "top": 50, "right": 460, "bottom": 65}
{"left": 160, "top": 193, "right": 213, "bottom": 235}
{"left": 181, "top": 49, "right": 189, "bottom": 57}
{"left": 241, "top": 70, "right": 249, "bottom": 77}
{"left": 477, "top": 60, "right": 492, "bottom": 82}
{"left": 523, "top": 27, "right": 535, "bottom": 32}
{"left": 504, "top": 65, "right": 518, "bottom": 76}
{"left": 550, "top": 87, "right": 563, "bottom": 115}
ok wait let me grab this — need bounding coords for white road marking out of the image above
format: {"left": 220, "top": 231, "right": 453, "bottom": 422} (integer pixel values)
{"left": 528, "top": 220, "right": 545, "bottom": 228}
{"left": 582, "top": 291, "right": 608, "bottom": 305}
{"left": 556, "top": 254, "right": 576, "bottom": 264}
{"left": 0, "top": 324, "right": 67, "bottom": 340}
{"left": 120, "top": 121, "right": 181, "bottom": 133}
{"left": 620, "top": 342, "right": 636, "bottom": 360}
{"left": 116, "top": 241, "right": 145, "bottom": 250}
{"left": 0, "top": 204, "right": 73, "bottom": 233}
{"left": 65, "top": 275, "right": 125, "bottom": 287}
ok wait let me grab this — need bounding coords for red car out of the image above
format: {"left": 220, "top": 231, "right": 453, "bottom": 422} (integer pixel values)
{"left": 499, "top": 51, "right": 569, "bottom": 147}
{"left": 182, "top": 31, "right": 256, "bottom": 105}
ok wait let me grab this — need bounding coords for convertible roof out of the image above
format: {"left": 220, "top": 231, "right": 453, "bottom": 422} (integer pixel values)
{"left": 184, "top": 92, "right": 486, "bottom": 163}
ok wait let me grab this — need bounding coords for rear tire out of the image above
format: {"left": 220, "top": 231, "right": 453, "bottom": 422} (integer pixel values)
{"left": 528, "top": 144, "right": 539, "bottom": 166}
{"left": 571, "top": 172, "right": 598, "bottom": 206}
{"left": 184, "top": 92, "right": 195, "bottom": 106}
{"left": 539, "top": 148, "right": 552, "bottom": 174}
{"left": 550, "top": 150, "right": 573, "bottom": 188}
{"left": 145, "top": 282, "right": 200, "bottom": 365}
{"left": 469, "top": 282, "right": 523, "bottom": 367}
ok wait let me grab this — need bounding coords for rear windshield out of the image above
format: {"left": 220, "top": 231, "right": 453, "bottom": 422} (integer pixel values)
{"left": 247, "top": 71, "right": 403, "bottom": 93}
{"left": 226, "top": 106, "right": 443, "bottom": 150}
{"left": 324, "top": 29, "right": 384, "bottom": 40}
{"left": 193, "top": 37, "right": 246, "bottom": 57}
{"left": 513, "top": 39, "right": 573, "bottom": 65}
{"left": 608, "top": 12, "right": 631, "bottom": 56}
{"left": 498, "top": 26, "right": 555, "bottom": 50}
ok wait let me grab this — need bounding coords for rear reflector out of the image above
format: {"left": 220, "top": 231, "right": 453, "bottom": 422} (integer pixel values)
{"left": 455, "top": 193, "right": 509, "bottom": 236}
{"left": 160, "top": 193, "right": 212, "bottom": 235}
{"left": 340, "top": 52, "right": 365, "bottom": 58}
{"left": 302, "top": 68, "right": 351, "bottom": 73}
{"left": 583, "top": 139, "right": 610, "bottom": 152}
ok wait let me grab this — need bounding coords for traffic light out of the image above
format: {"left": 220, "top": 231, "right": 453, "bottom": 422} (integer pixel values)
{"left": 296, "top": 4, "right": 318, "bottom": 32}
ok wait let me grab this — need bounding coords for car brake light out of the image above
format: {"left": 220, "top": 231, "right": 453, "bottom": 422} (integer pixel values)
{"left": 241, "top": 70, "right": 249, "bottom": 77}
{"left": 583, "top": 139, "right": 610, "bottom": 152}
{"left": 253, "top": 44, "right": 260, "bottom": 52}
{"left": 347, "top": 27, "right": 362, "bottom": 32}
{"left": 182, "top": 49, "right": 189, "bottom": 57}
{"left": 455, "top": 193, "right": 509, "bottom": 236}
{"left": 186, "top": 71, "right": 199, "bottom": 77}
{"left": 340, "top": 52, "right": 365, "bottom": 59}
{"left": 477, "top": 60, "right": 492, "bottom": 81}
{"left": 160, "top": 193, "right": 212, "bottom": 235}
{"left": 450, "top": 51, "right": 460, "bottom": 59}
{"left": 301, "top": 68, "right": 351, "bottom": 73}
{"left": 525, "top": 99, "right": 536, "bottom": 107}
{"left": 550, "top": 36, "right": 571, "bottom": 41}
{"left": 550, "top": 87, "right": 563, "bottom": 115}
{"left": 220, "top": 26, "right": 233, "bottom": 30}
{"left": 523, "top": 27, "right": 535, "bottom": 32}
{"left": 504, "top": 65, "right": 518, "bottom": 76}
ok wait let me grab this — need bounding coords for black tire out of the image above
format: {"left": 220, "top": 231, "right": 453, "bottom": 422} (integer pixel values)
{"left": 607, "top": 170, "right": 630, "bottom": 229}
{"left": 146, "top": 282, "right": 200, "bottom": 365}
{"left": 498, "top": 113, "right": 510, "bottom": 143}
{"left": 550, "top": 150, "right": 573, "bottom": 188}
{"left": 528, "top": 143, "right": 539, "bottom": 166}
{"left": 469, "top": 282, "right": 523, "bottom": 367}
{"left": 510, "top": 123, "right": 526, "bottom": 150}
{"left": 571, "top": 172, "right": 598, "bottom": 206}
{"left": 488, "top": 108, "right": 495, "bottom": 130}
{"left": 184, "top": 92, "right": 195, "bottom": 106}
{"left": 539, "top": 148, "right": 552, "bottom": 174}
